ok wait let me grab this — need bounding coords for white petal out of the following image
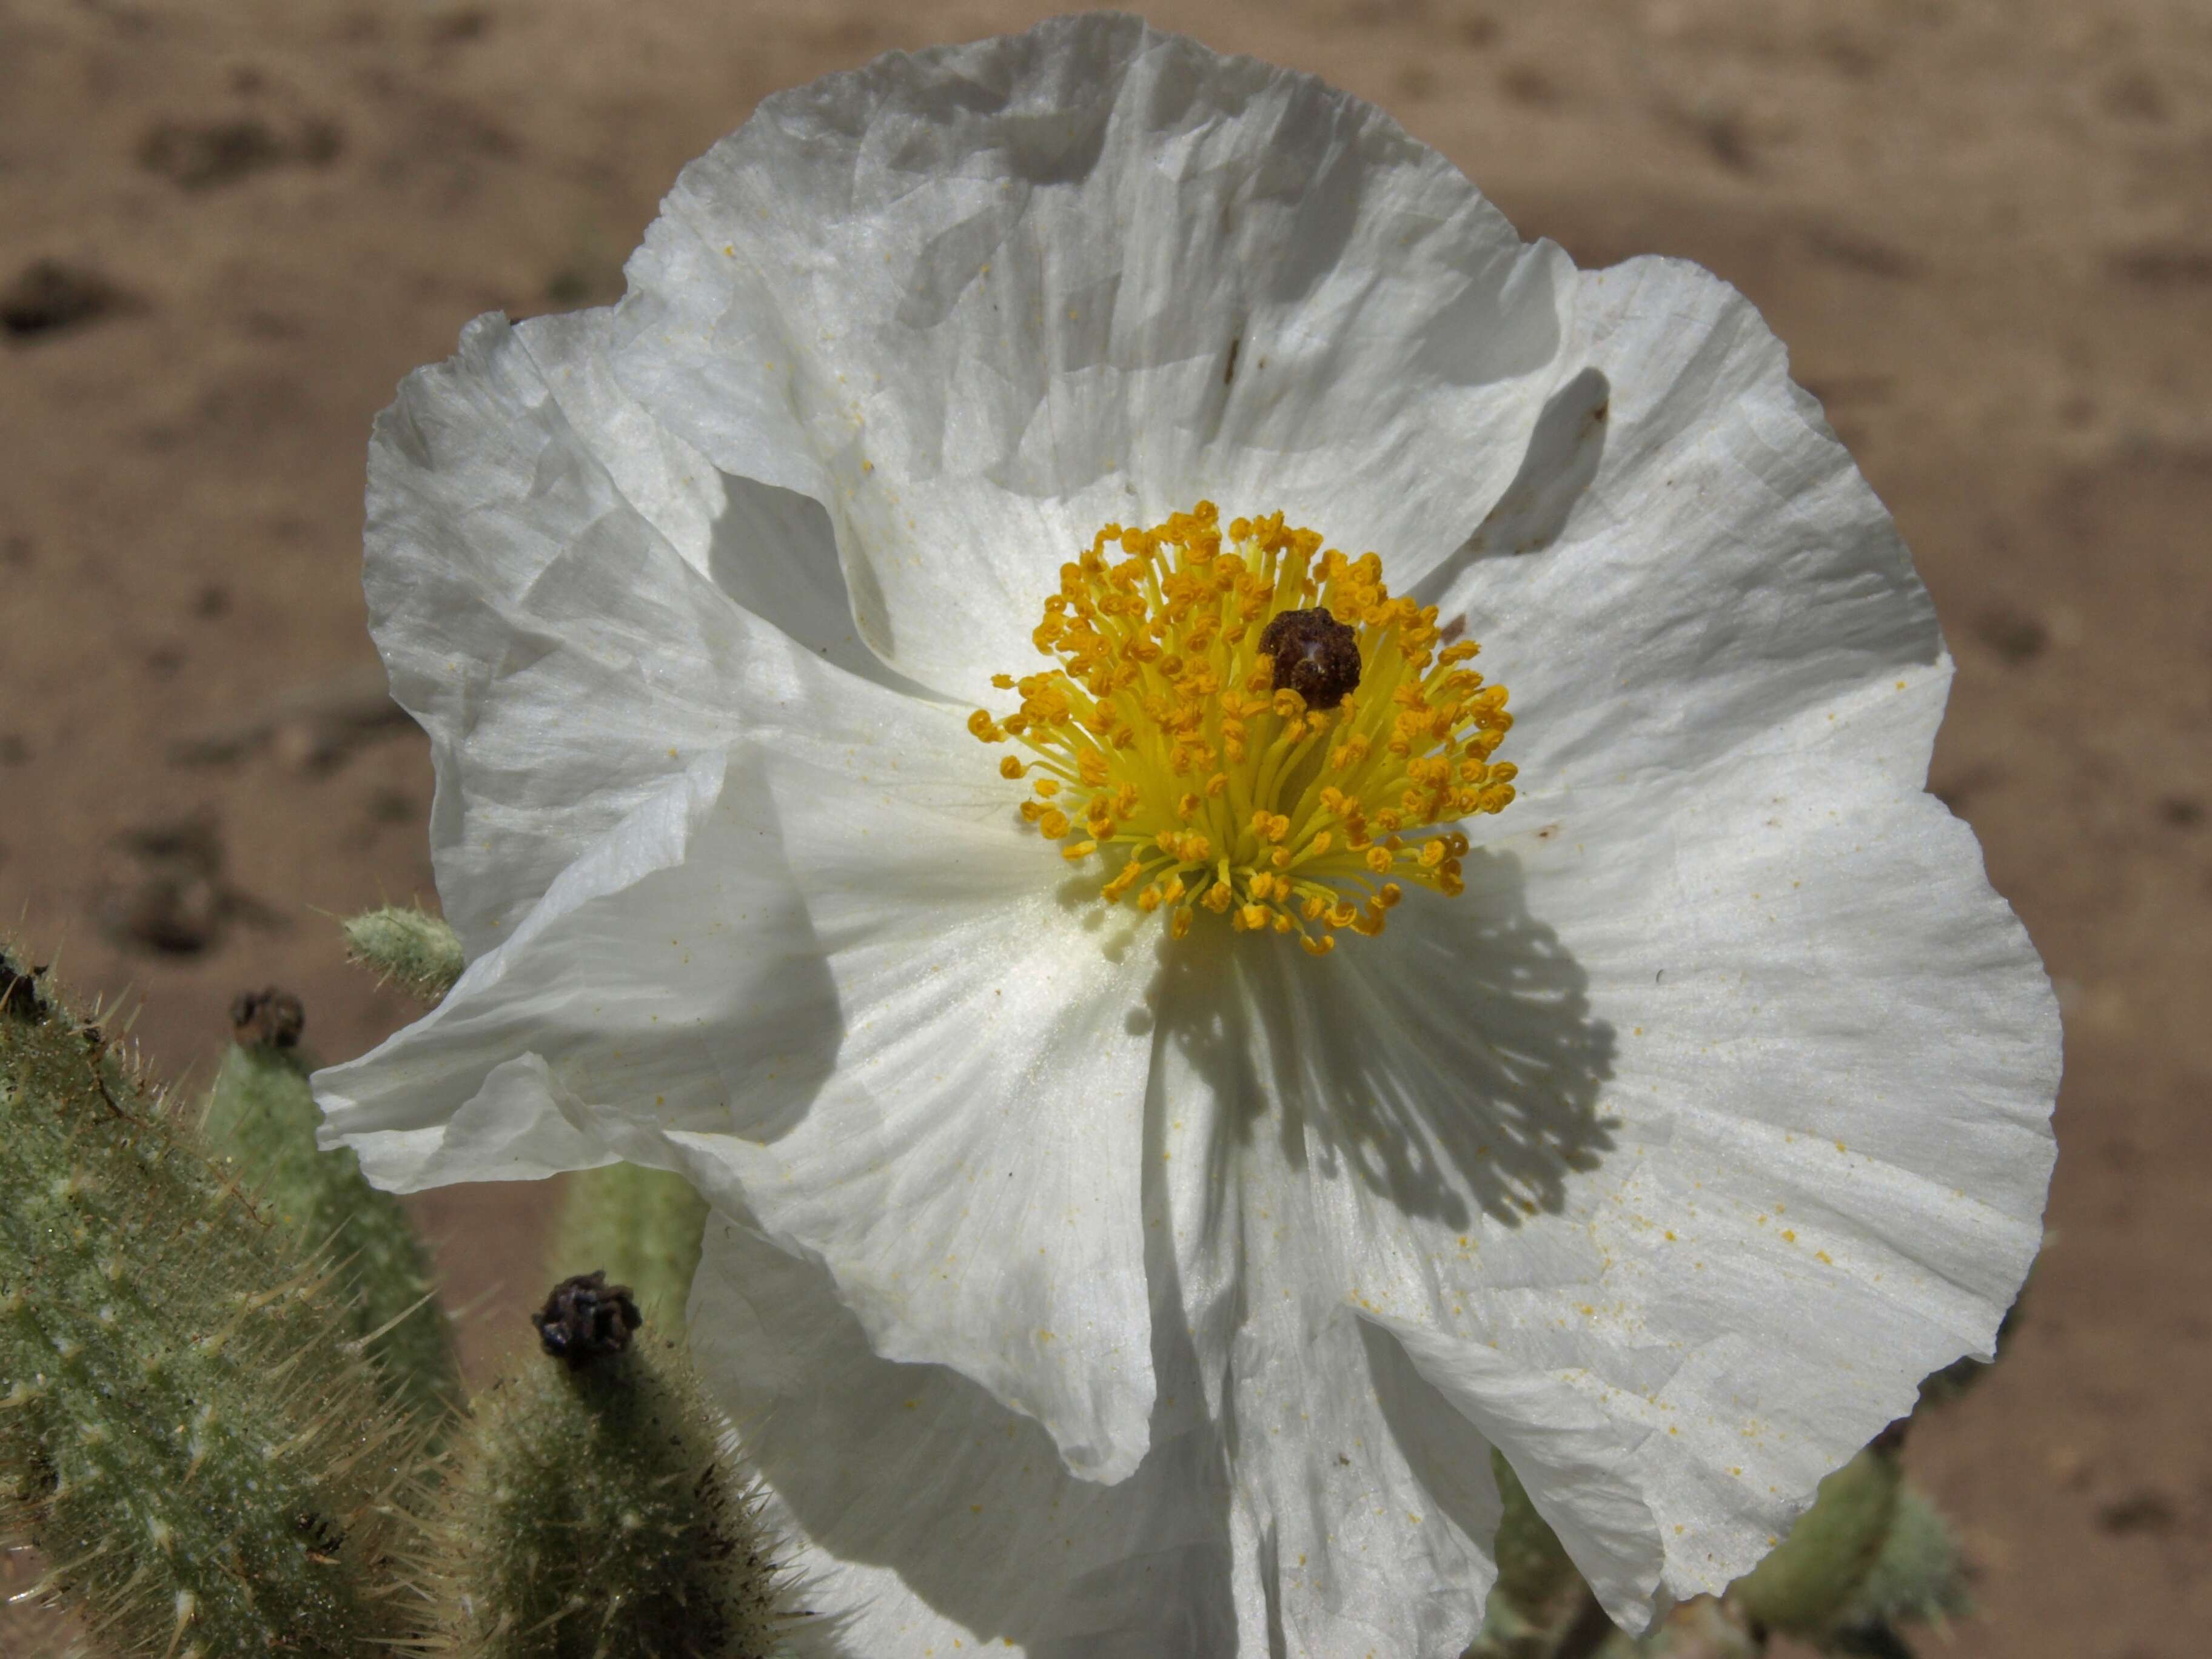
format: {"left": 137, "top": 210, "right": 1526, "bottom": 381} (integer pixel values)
{"left": 1142, "top": 927, "right": 1513, "bottom": 1654}
{"left": 689, "top": 1213, "right": 1236, "bottom": 1655}
{"left": 1375, "top": 1316, "right": 1663, "bottom": 1631}
{"left": 313, "top": 746, "right": 819, "bottom": 1184}
{"left": 1424, "top": 255, "right": 1943, "bottom": 806}
{"left": 368, "top": 307, "right": 925, "bottom": 961}
{"left": 318, "top": 677, "right": 1161, "bottom": 1481}
{"left": 611, "top": 12, "right": 1572, "bottom": 700}
{"left": 1489, "top": 737, "right": 2055, "bottom": 1601}
{"left": 1125, "top": 703, "right": 2051, "bottom": 1614}
{"left": 689, "top": 1199, "right": 1505, "bottom": 1657}
{"left": 720, "top": 741, "right": 1163, "bottom": 1480}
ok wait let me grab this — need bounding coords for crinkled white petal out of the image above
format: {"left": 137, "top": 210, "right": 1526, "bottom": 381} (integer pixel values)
{"left": 1375, "top": 1316, "right": 1662, "bottom": 1630}
{"left": 611, "top": 11, "right": 1573, "bottom": 701}
{"left": 367, "top": 307, "right": 926, "bottom": 961}
{"left": 688, "top": 1190, "right": 1507, "bottom": 1658}
{"left": 1483, "top": 743, "right": 2053, "bottom": 1603}
{"left": 317, "top": 648, "right": 1160, "bottom": 1480}
{"left": 1284, "top": 248, "right": 2057, "bottom": 1603}
{"left": 689, "top": 1211, "right": 1237, "bottom": 1654}
{"left": 1136, "top": 925, "right": 1545, "bottom": 1649}
{"left": 1423, "top": 254, "right": 1944, "bottom": 809}
{"left": 732, "top": 739, "right": 1163, "bottom": 1480}
{"left": 1200, "top": 745, "right": 2054, "bottom": 1617}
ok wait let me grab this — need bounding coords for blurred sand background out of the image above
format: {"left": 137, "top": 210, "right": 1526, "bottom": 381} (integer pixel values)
{"left": 3, "top": 1, "right": 2208, "bottom": 1654}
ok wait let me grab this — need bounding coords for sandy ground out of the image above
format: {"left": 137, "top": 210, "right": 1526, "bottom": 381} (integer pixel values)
{"left": 4, "top": 0, "right": 2209, "bottom": 1653}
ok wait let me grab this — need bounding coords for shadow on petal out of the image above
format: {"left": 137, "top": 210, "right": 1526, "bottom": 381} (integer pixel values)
{"left": 707, "top": 472, "right": 939, "bottom": 699}
{"left": 1155, "top": 848, "right": 1617, "bottom": 1235}
{"left": 1412, "top": 366, "right": 1610, "bottom": 608}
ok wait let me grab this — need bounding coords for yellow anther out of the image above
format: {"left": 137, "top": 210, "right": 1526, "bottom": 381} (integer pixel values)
{"left": 971, "top": 504, "right": 1517, "bottom": 948}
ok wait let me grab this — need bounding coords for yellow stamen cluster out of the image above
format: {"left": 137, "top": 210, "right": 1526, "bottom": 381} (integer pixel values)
{"left": 969, "top": 502, "right": 1517, "bottom": 953}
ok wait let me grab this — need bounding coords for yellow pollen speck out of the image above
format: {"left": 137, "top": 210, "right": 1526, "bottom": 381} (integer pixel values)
{"left": 968, "top": 502, "right": 1515, "bottom": 948}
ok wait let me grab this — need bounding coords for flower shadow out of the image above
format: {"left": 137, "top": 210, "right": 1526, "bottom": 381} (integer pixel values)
{"left": 1152, "top": 847, "right": 1617, "bottom": 1234}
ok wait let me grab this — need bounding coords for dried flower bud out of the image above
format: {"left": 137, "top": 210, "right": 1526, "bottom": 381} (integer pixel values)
{"left": 534, "top": 1270, "right": 642, "bottom": 1368}
{"left": 229, "top": 985, "right": 305, "bottom": 1050}
{"left": 1, "top": 951, "right": 47, "bottom": 1022}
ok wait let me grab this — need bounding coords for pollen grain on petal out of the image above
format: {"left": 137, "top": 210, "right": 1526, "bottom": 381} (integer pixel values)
{"left": 970, "top": 502, "right": 1517, "bottom": 950}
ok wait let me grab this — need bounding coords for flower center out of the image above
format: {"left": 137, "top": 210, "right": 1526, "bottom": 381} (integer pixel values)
{"left": 968, "top": 503, "right": 1517, "bottom": 954}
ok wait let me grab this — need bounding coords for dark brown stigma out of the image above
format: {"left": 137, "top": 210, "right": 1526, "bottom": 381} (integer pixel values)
{"left": 1258, "top": 606, "right": 1361, "bottom": 711}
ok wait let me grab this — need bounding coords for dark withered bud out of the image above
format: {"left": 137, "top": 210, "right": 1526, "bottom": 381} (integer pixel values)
{"left": 229, "top": 986, "right": 306, "bottom": 1050}
{"left": 1, "top": 951, "right": 48, "bottom": 1022}
{"left": 534, "top": 1270, "right": 642, "bottom": 1369}
{"left": 1258, "top": 606, "right": 1361, "bottom": 711}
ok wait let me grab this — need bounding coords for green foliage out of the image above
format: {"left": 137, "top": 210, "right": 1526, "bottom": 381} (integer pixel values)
{"left": 1470, "top": 1445, "right": 1588, "bottom": 1655}
{"left": 1467, "top": 1439, "right": 1972, "bottom": 1659}
{"left": 549, "top": 1164, "right": 709, "bottom": 1321}
{"left": 344, "top": 904, "right": 466, "bottom": 1001}
{"left": 420, "top": 1310, "right": 823, "bottom": 1658}
{"left": 202, "top": 1040, "right": 461, "bottom": 1427}
{"left": 1734, "top": 1449, "right": 1902, "bottom": 1637}
{"left": 0, "top": 950, "right": 430, "bottom": 1657}
{"left": 1826, "top": 1484, "right": 1971, "bottom": 1651}
{"left": 1490, "top": 1448, "right": 1581, "bottom": 1618}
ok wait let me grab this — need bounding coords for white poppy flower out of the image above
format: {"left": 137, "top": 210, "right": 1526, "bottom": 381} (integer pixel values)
{"left": 314, "top": 14, "right": 2058, "bottom": 1656}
